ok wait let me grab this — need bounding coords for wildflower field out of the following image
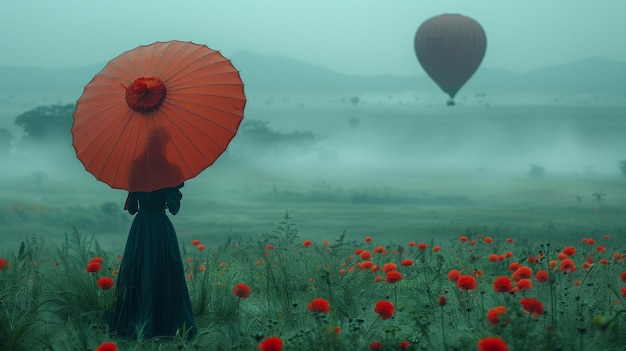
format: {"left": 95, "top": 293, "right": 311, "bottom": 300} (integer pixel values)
{"left": 1, "top": 211, "right": 625, "bottom": 351}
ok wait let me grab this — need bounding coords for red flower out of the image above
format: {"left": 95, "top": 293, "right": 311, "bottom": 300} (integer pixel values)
{"left": 456, "top": 275, "right": 477, "bottom": 290}
{"left": 374, "top": 300, "right": 395, "bottom": 320}
{"left": 382, "top": 262, "right": 397, "bottom": 274}
{"left": 97, "top": 277, "right": 114, "bottom": 290}
{"left": 191, "top": 239, "right": 200, "bottom": 245}
{"left": 370, "top": 342, "right": 384, "bottom": 351}
{"left": 438, "top": 295, "right": 447, "bottom": 307}
{"left": 197, "top": 244, "right": 206, "bottom": 251}
{"left": 562, "top": 246, "right": 576, "bottom": 256}
{"left": 401, "top": 259, "right": 414, "bottom": 266}
{"left": 233, "top": 283, "right": 251, "bottom": 298}
{"left": 258, "top": 336, "right": 283, "bottom": 351}
{"left": 484, "top": 237, "right": 493, "bottom": 244}
{"left": 90, "top": 257, "right": 103, "bottom": 263}
{"left": 515, "top": 279, "right": 532, "bottom": 291}
{"left": 508, "top": 262, "right": 521, "bottom": 272}
{"left": 458, "top": 235, "right": 468, "bottom": 242}
{"left": 512, "top": 266, "right": 532, "bottom": 281}
{"left": 364, "top": 236, "right": 373, "bottom": 243}
{"left": 302, "top": 240, "right": 313, "bottom": 248}
{"left": 493, "top": 276, "right": 513, "bottom": 293}
{"left": 385, "top": 271, "right": 403, "bottom": 284}
{"left": 488, "top": 254, "right": 499, "bottom": 262}
{"left": 0, "top": 258, "right": 9, "bottom": 270}
{"left": 360, "top": 250, "right": 372, "bottom": 260}
{"left": 477, "top": 336, "right": 509, "bottom": 351}
{"left": 505, "top": 238, "right": 514, "bottom": 244}
{"left": 487, "top": 306, "right": 507, "bottom": 326}
{"left": 374, "top": 246, "right": 386, "bottom": 254}
{"left": 535, "top": 270, "right": 549, "bottom": 283}
{"left": 399, "top": 340, "right": 410, "bottom": 350}
{"left": 95, "top": 342, "right": 118, "bottom": 351}
{"left": 417, "top": 243, "right": 427, "bottom": 250}
{"left": 86, "top": 261, "right": 102, "bottom": 273}
{"left": 559, "top": 259, "right": 577, "bottom": 273}
{"left": 447, "top": 269, "right": 462, "bottom": 282}
{"left": 432, "top": 245, "right": 441, "bottom": 252}
{"left": 620, "top": 271, "right": 626, "bottom": 282}
{"left": 622, "top": 287, "right": 626, "bottom": 298}
{"left": 307, "top": 298, "right": 330, "bottom": 314}
{"left": 520, "top": 298, "right": 544, "bottom": 317}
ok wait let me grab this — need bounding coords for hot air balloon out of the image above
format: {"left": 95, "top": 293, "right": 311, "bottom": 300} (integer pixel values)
{"left": 414, "top": 14, "right": 487, "bottom": 106}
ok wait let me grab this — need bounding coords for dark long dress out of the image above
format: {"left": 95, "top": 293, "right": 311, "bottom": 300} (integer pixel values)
{"left": 109, "top": 185, "right": 196, "bottom": 339}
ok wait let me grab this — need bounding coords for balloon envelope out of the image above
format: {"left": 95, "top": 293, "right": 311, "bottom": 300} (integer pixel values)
{"left": 414, "top": 14, "right": 487, "bottom": 101}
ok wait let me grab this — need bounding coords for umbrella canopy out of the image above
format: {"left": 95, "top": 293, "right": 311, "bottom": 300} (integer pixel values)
{"left": 72, "top": 40, "right": 246, "bottom": 192}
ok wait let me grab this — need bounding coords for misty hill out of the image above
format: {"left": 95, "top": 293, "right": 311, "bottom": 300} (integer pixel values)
{"left": 0, "top": 52, "right": 624, "bottom": 97}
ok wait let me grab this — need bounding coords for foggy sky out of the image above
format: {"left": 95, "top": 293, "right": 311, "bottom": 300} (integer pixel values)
{"left": 2, "top": 1, "right": 626, "bottom": 76}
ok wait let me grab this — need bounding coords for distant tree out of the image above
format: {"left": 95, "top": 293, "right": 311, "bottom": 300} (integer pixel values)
{"left": 14, "top": 104, "right": 74, "bottom": 143}
{"left": 350, "top": 96, "right": 360, "bottom": 106}
{"left": 231, "top": 120, "right": 324, "bottom": 158}
{"left": 528, "top": 164, "right": 546, "bottom": 178}
{"left": 618, "top": 160, "right": 626, "bottom": 176}
{"left": 592, "top": 191, "right": 606, "bottom": 204}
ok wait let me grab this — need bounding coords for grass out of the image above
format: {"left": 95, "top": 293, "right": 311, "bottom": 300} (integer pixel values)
{"left": 1, "top": 211, "right": 625, "bottom": 350}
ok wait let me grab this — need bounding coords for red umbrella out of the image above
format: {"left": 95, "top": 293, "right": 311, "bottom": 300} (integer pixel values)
{"left": 72, "top": 40, "right": 246, "bottom": 192}
{"left": 414, "top": 14, "right": 487, "bottom": 105}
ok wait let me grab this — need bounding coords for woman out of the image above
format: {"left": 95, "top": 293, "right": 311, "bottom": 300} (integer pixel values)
{"left": 109, "top": 183, "right": 196, "bottom": 339}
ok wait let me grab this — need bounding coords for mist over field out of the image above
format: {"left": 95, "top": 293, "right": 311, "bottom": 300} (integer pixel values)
{"left": 2, "top": 61, "right": 625, "bottom": 255}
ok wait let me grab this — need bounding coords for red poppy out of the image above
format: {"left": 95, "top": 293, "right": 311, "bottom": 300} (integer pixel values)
{"left": 447, "top": 269, "right": 462, "bottom": 282}
{"left": 401, "top": 259, "right": 414, "bottom": 266}
{"left": 520, "top": 298, "right": 544, "bottom": 317}
{"left": 484, "top": 237, "right": 493, "bottom": 244}
{"left": 596, "top": 245, "right": 606, "bottom": 253}
{"left": 302, "top": 240, "right": 313, "bottom": 248}
{"left": 307, "top": 298, "right": 330, "bottom": 314}
{"left": 507, "top": 262, "right": 521, "bottom": 272}
{"left": 458, "top": 235, "right": 468, "bottom": 242}
{"left": 382, "top": 262, "right": 397, "bottom": 274}
{"left": 374, "top": 300, "right": 395, "bottom": 320}
{"left": 512, "top": 266, "right": 532, "bottom": 281}
{"left": 385, "top": 271, "right": 403, "bottom": 284}
{"left": 505, "top": 238, "right": 514, "bottom": 244}
{"left": 622, "top": 287, "right": 626, "bottom": 298}
{"left": 360, "top": 250, "right": 373, "bottom": 260}
{"left": 374, "top": 246, "right": 386, "bottom": 254}
{"left": 95, "top": 342, "right": 118, "bottom": 351}
{"left": 364, "top": 236, "right": 373, "bottom": 242}
{"left": 323, "top": 240, "right": 330, "bottom": 246}
{"left": 86, "top": 261, "right": 102, "bottom": 273}
{"left": 417, "top": 243, "right": 427, "bottom": 250}
{"left": 515, "top": 279, "right": 532, "bottom": 291}
{"left": 191, "top": 239, "right": 200, "bottom": 246}
{"left": 370, "top": 342, "right": 384, "bottom": 351}
{"left": 562, "top": 246, "right": 576, "bottom": 256}
{"left": 90, "top": 257, "right": 103, "bottom": 263}
{"left": 361, "top": 261, "right": 375, "bottom": 270}
{"left": 620, "top": 271, "right": 626, "bottom": 282}
{"left": 0, "top": 258, "right": 9, "bottom": 270}
{"left": 438, "top": 295, "right": 447, "bottom": 307}
{"left": 559, "top": 259, "right": 577, "bottom": 273}
{"left": 399, "top": 340, "right": 410, "bottom": 350}
{"left": 433, "top": 245, "right": 441, "bottom": 252}
{"left": 493, "top": 276, "right": 513, "bottom": 293}
{"left": 535, "top": 270, "right": 549, "bottom": 283}
{"left": 456, "top": 275, "right": 477, "bottom": 290}
{"left": 97, "top": 277, "right": 114, "bottom": 290}
{"left": 488, "top": 254, "right": 499, "bottom": 262}
{"left": 408, "top": 241, "right": 416, "bottom": 247}
{"left": 587, "top": 238, "right": 595, "bottom": 245}
{"left": 477, "top": 336, "right": 509, "bottom": 351}
{"left": 258, "top": 336, "right": 283, "bottom": 351}
{"left": 233, "top": 283, "right": 251, "bottom": 299}
{"left": 487, "top": 306, "right": 507, "bottom": 326}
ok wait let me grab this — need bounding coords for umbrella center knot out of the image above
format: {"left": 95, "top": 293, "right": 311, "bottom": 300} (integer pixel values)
{"left": 125, "top": 76, "right": 167, "bottom": 112}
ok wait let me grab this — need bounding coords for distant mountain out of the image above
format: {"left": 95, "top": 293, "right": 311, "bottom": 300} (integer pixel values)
{"left": 0, "top": 52, "right": 623, "bottom": 97}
